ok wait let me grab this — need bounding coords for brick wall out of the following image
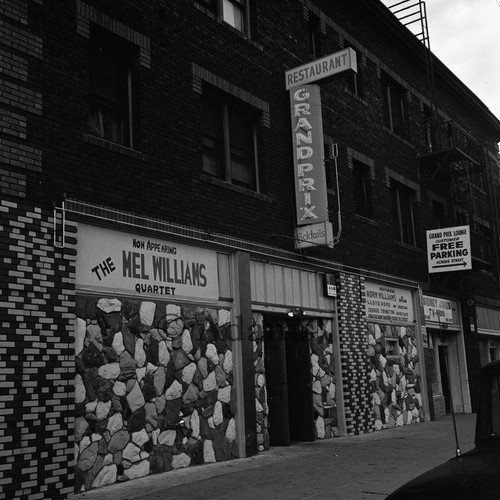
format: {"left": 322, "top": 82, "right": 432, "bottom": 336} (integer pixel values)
{"left": 0, "top": 199, "right": 76, "bottom": 500}
{"left": 337, "top": 273, "right": 374, "bottom": 435}
{"left": 0, "top": 0, "right": 43, "bottom": 202}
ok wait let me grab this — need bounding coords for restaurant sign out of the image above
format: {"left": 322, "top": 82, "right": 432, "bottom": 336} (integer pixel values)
{"left": 76, "top": 224, "right": 219, "bottom": 300}
{"left": 285, "top": 47, "right": 357, "bottom": 90}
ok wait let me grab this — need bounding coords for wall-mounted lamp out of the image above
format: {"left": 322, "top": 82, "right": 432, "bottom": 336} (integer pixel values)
{"left": 287, "top": 307, "right": 305, "bottom": 318}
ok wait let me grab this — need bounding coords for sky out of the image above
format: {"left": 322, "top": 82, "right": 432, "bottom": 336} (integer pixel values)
{"left": 380, "top": 0, "right": 500, "bottom": 120}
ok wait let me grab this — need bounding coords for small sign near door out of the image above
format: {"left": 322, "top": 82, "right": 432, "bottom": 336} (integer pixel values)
{"left": 324, "top": 274, "right": 337, "bottom": 297}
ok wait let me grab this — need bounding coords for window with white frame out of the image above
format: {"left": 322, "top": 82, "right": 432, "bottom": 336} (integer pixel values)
{"left": 88, "top": 25, "right": 137, "bottom": 147}
{"left": 196, "top": 0, "right": 248, "bottom": 34}
{"left": 202, "top": 92, "right": 258, "bottom": 191}
{"left": 391, "top": 180, "right": 417, "bottom": 246}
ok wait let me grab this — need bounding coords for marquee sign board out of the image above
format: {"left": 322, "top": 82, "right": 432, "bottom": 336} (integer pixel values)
{"left": 76, "top": 224, "right": 219, "bottom": 300}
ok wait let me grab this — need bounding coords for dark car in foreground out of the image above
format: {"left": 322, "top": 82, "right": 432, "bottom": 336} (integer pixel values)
{"left": 386, "top": 359, "right": 500, "bottom": 499}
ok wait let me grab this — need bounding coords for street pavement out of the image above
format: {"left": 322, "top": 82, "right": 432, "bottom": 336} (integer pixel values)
{"left": 74, "top": 413, "right": 476, "bottom": 500}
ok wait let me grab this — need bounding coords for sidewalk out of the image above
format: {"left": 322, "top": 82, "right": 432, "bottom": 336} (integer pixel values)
{"left": 74, "top": 413, "right": 476, "bottom": 500}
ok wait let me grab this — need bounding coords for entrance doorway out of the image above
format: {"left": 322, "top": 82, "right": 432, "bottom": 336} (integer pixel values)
{"left": 263, "top": 315, "right": 314, "bottom": 445}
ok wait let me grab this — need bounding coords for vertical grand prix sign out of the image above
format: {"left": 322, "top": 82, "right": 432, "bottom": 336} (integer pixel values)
{"left": 285, "top": 48, "right": 357, "bottom": 248}
{"left": 289, "top": 85, "right": 328, "bottom": 225}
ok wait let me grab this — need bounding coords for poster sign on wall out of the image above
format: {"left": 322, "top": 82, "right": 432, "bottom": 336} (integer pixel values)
{"left": 426, "top": 225, "right": 472, "bottom": 273}
{"left": 365, "top": 281, "right": 414, "bottom": 323}
{"left": 422, "top": 295, "right": 459, "bottom": 327}
{"left": 76, "top": 224, "right": 220, "bottom": 300}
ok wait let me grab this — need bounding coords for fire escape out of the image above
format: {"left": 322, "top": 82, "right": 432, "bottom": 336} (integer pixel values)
{"left": 387, "top": 0, "right": 493, "bottom": 268}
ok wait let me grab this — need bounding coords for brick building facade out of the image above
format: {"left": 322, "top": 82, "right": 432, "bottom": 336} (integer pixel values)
{"left": 1, "top": 0, "right": 500, "bottom": 498}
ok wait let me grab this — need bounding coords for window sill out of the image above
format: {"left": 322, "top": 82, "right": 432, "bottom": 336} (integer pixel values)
{"left": 382, "top": 126, "right": 415, "bottom": 149}
{"left": 200, "top": 173, "right": 272, "bottom": 202}
{"left": 354, "top": 214, "right": 378, "bottom": 226}
{"left": 83, "top": 134, "right": 147, "bottom": 160}
{"left": 193, "top": 3, "right": 263, "bottom": 52}
{"left": 394, "top": 240, "right": 425, "bottom": 254}
{"left": 344, "top": 88, "right": 367, "bottom": 105}
{"left": 472, "top": 255, "right": 494, "bottom": 267}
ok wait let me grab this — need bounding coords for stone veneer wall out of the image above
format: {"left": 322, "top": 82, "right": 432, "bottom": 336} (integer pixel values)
{"left": 251, "top": 313, "right": 268, "bottom": 451}
{"left": 306, "top": 317, "right": 338, "bottom": 439}
{"left": 251, "top": 312, "right": 338, "bottom": 450}
{"left": 368, "top": 323, "right": 423, "bottom": 429}
{"left": 0, "top": 200, "right": 75, "bottom": 500}
{"left": 74, "top": 296, "right": 237, "bottom": 493}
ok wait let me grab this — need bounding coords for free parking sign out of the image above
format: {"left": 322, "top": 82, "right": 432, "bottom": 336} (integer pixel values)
{"left": 426, "top": 225, "right": 472, "bottom": 273}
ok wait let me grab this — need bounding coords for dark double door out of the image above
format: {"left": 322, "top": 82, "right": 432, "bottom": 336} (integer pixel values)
{"left": 263, "top": 315, "right": 315, "bottom": 445}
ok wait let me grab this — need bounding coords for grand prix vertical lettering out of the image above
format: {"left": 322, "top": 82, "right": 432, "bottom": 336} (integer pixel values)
{"left": 290, "top": 85, "right": 328, "bottom": 226}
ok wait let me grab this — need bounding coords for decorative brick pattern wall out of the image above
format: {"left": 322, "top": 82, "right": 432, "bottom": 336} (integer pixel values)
{"left": 0, "top": 199, "right": 75, "bottom": 500}
{"left": 337, "top": 273, "right": 375, "bottom": 435}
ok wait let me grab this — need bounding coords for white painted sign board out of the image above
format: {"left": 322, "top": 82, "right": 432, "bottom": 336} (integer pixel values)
{"left": 426, "top": 225, "right": 472, "bottom": 273}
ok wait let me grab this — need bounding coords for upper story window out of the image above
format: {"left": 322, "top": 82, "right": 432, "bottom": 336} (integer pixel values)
{"left": 324, "top": 142, "right": 335, "bottom": 191}
{"left": 202, "top": 92, "right": 259, "bottom": 191}
{"left": 88, "top": 26, "right": 137, "bottom": 147}
{"left": 432, "top": 199, "right": 446, "bottom": 228}
{"left": 196, "top": 0, "right": 248, "bottom": 35}
{"left": 472, "top": 166, "right": 486, "bottom": 191}
{"left": 344, "top": 47, "right": 363, "bottom": 98}
{"left": 382, "top": 73, "right": 408, "bottom": 138}
{"left": 353, "top": 159, "right": 373, "bottom": 219}
{"left": 472, "top": 220, "right": 493, "bottom": 264}
{"left": 422, "top": 103, "right": 434, "bottom": 152}
{"left": 391, "top": 180, "right": 417, "bottom": 246}
{"left": 308, "top": 13, "right": 323, "bottom": 58}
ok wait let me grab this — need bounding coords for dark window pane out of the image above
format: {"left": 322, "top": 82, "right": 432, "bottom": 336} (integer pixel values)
{"left": 202, "top": 99, "right": 225, "bottom": 178}
{"left": 382, "top": 76, "right": 407, "bottom": 138}
{"left": 88, "top": 28, "right": 133, "bottom": 146}
{"left": 202, "top": 93, "right": 258, "bottom": 191}
{"left": 353, "top": 161, "right": 373, "bottom": 218}
{"left": 392, "top": 182, "right": 416, "bottom": 245}
{"left": 196, "top": 0, "right": 217, "bottom": 15}
{"left": 324, "top": 144, "right": 333, "bottom": 190}
{"left": 229, "top": 108, "right": 255, "bottom": 188}
{"left": 391, "top": 88, "right": 406, "bottom": 137}
{"left": 432, "top": 200, "right": 445, "bottom": 228}
{"left": 344, "top": 47, "right": 363, "bottom": 97}
{"left": 309, "top": 14, "right": 322, "bottom": 57}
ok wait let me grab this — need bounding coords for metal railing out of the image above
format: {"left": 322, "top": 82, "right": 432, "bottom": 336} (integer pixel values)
{"left": 414, "top": 118, "right": 482, "bottom": 163}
